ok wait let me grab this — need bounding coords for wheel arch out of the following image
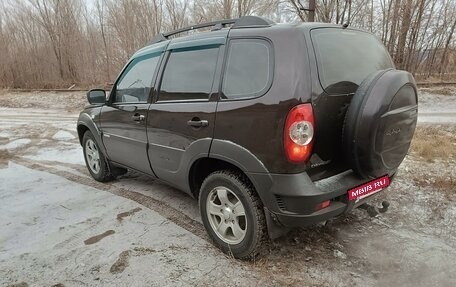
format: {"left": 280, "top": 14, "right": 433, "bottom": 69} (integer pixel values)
{"left": 77, "top": 113, "right": 108, "bottom": 157}
{"left": 189, "top": 157, "right": 245, "bottom": 198}
{"left": 77, "top": 124, "right": 89, "bottom": 145}
{"left": 188, "top": 140, "right": 274, "bottom": 206}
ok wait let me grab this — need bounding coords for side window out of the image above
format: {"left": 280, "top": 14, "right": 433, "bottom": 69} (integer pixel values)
{"left": 222, "top": 39, "right": 272, "bottom": 99}
{"left": 115, "top": 53, "right": 160, "bottom": 103}
{"left": 158, "top": 47, "right": 219, "bottom": 101}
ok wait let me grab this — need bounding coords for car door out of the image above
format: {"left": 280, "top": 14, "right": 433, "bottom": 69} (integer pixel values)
{"left": 99, "top": 47, "right": 165, "bottom": 175}
{"left": 147, "top": 37, "right": 225, "bottom": 189}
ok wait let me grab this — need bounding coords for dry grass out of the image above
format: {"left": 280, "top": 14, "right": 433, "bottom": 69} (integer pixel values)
{"left": 0, "top": 91, "right": 86, "bottom": 112}
{"left": 410, "top": 125, "right": 456, "bottom": 162}
{"left": 412, "top": 175, "right": 455, "bottom": 199}
{"left": 430, "top": 87, "right": 454, "bottom": 96}
{"left": 409, "top": 125, "right": 456, "bottom": 200}
{"left": 415, "top": 74, "right": 456, "bottom": 83}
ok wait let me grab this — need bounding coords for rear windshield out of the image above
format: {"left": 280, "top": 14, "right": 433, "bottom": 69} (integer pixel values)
{"left": 311, "top": 28, "right": 394, "bottom": 94}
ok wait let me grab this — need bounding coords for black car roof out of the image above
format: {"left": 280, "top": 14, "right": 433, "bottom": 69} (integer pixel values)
{"left": 133, "top": 17, "right": 362, "bottom": 59}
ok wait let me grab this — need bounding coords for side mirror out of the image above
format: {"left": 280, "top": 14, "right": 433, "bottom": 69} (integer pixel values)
{"left": 87, "top": 89, "right": 106, "bottom": 104}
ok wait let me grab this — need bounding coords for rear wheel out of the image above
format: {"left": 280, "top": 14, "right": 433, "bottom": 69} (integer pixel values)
{"left": 199, "top": 170, "right": 266, "bottom": 259}
{"left": 82, "top": 131, "right": 121, "bottom": 182}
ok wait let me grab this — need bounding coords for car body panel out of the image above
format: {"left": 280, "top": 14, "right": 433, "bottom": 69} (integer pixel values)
{"left": 77, "top": 106, "right": 105, "bottom": 154}
{"left": 145, "top": 35, "right": 227, "bottom": 193}
{"left": 213, "top": 25, "right": 312, "bottom": 174}
{"left": 147, "top": 102, "right": 217, "bottom": 181}
{"left": 99, "top": 103, "right": 153, "bottom": 175}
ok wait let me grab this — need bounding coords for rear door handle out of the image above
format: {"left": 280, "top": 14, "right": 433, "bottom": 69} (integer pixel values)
{"left": 187, "top": 119, "right": 209, "bottom": 128}
{"left": 132, "top": 114, "right": 145, "bottom": 122}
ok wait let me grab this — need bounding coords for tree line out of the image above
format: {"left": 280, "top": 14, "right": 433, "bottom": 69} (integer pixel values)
{"left": 0, "top": 0, "right": 455, "bottom": 89}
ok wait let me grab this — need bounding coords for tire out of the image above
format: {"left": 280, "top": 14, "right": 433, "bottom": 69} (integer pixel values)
{"left": 199, "top": 170, "right": 267, "bottom": 260}
{"left": 82, "top": 131, "right": 116, "bottom": 182}
{"left": 342, "top": 69, "right": 418, "bottom": 179}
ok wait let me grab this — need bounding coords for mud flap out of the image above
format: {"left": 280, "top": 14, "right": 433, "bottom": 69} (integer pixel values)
{"left": 264, "top": 207, "right": 291, "bottom": 240}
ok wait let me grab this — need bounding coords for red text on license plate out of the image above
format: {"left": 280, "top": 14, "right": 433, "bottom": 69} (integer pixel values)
{"left": 348, "top": 175, "right": 390, "bottom": 201}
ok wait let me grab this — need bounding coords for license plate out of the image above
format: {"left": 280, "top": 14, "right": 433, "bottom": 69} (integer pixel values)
{"left": 348, "top": 175, "right": 390, "bottom": 201}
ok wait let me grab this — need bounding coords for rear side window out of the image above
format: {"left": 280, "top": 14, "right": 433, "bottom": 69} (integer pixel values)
{"left": 222, "top": 39, "right": 272, "bottom": 99}
{"left": 115, "top": 53, "right": 160, "bottom": 103}
{"left": 311, "top": 28, "right": 394, "bottom": 93}
{"left": 158, "top": 47, "right": 219, "bottom": 101}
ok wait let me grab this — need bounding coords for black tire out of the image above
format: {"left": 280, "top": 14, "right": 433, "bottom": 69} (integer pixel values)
{"left": 82, "top": 131, "right": 116, "bottom": 182}
{"left": 199, "top": 170, "right": 267, "bottom": 260}
{"left": 342, "top": 69, "right": 418, "bottom": 179}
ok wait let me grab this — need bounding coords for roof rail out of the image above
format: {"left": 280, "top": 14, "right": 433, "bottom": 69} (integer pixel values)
{"left": 149, "top": 16, "right": 274, "bottom": 45}
{"left": 232, "top": 15, "right": 274, "bottom": 28}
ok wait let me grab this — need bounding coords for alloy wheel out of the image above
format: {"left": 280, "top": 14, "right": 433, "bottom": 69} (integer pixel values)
{"left": 206, "top": 186, "right": 247, "bottom": 244}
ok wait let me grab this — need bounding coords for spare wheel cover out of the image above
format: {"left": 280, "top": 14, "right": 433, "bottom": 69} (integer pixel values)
{"left": 342, "top": 69, "right": 418, "bottom": 179}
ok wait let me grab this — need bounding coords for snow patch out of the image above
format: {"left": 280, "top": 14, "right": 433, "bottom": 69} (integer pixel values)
{"left": 333, "top": 249, "right": 347, "bottom": 259}
{"left": 0, "top": 138, "right": 31, "bottom": 150}
{"left": 52, "top": 130, "right": 76, "bottom": 141}
{"left": 0, "top": 131, "right": 12, "bottom": 138}
{"left": 24, "top": 146, "right": 85, "bottom": 165}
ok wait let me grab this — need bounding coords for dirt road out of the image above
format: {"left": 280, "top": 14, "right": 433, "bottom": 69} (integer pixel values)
{"left": 418, "top": 88, "right": 456, "bottom": 123}
{"left": 1, "top": 89, "right": 455, "bottom": 286}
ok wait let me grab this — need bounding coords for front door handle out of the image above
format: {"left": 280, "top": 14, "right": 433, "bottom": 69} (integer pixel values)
{"left": 132, "top": 114, "right": 145, "bottom": 122}
{"left": 187, "top": 119, "right": 209, "bottom": 128}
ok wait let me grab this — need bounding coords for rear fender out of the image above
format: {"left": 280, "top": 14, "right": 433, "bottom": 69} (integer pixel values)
{"left": 209, "top": 139, "right": 276, "bottom": 210}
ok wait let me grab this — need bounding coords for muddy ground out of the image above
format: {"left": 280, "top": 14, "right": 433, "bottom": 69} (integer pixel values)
{"left": 0, "top": 87, "right": 455, "bottom": 286}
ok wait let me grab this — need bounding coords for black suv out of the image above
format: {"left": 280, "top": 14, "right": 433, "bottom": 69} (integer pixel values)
{"left": 77, "top": 16, "right": 418, "bottom": 259}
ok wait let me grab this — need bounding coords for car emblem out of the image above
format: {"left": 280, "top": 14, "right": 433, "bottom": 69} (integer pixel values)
{"left": 385, "top": 127, "right": 401, "bottom": 136}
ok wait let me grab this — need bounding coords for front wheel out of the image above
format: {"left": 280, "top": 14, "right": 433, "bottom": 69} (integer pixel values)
{"left": 199, "top": 170, "right": 267, "bottom": 259}
{"left": 82, "top": 131, "right": 116, "bottom": 182}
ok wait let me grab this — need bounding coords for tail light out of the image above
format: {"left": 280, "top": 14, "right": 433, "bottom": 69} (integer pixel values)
{"left": 284, "top": 103, "right": 315, "bottom": 163}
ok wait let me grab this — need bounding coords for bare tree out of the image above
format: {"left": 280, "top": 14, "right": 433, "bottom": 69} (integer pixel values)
{"left": 0, "top": 0, "right": 455, "bottom": 88}
{"left": 165, "top": 0, "right": 189, "bottom": 30}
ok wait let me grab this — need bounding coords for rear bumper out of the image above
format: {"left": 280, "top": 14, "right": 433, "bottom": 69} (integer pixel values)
{"left": 248, "top": 170, "right": 393, "bottom": 228}
{"left": 268, "top": 192, "right": 381, "bottom": 227}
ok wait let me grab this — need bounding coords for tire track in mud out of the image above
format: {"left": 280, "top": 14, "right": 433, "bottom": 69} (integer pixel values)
{"left": 11, "top": 157, "right": 209, "bottom": 242}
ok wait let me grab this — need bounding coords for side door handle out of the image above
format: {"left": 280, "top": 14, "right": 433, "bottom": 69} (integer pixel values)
{"left": 187, "top": 119, "right": 209, "bottom": 128}
{"left": 132, "top": 113, "right": 145, "bottom": 122}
